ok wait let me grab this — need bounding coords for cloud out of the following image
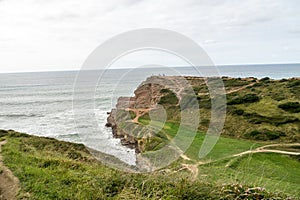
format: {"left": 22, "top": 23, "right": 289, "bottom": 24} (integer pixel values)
{"left": 0, "top": 0, "right": 299, "bottom": 72}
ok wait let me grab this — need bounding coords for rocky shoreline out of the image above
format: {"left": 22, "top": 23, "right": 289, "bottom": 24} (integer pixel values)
{"left": 105, "top": 75, "right": 206, "bottom": 155}
{"left": 106, "top": 109, "right": 140, "bottom": 153}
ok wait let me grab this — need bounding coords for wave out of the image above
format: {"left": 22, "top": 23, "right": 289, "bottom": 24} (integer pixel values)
{"left": 0, "top": 113, "right": 44, "bottom": 118}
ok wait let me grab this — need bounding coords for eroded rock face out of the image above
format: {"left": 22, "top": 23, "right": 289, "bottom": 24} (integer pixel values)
{"left": 106, "top": 76, "right": 167, "bottom": 153}
{"left": 133, "top": 83, "right": 163, "bottom": 109}
{"left": 106, "top": 75, "right": 206, "bottom": 153}
{"left": 106, "top": 109, "right": 139, "bottom": 152}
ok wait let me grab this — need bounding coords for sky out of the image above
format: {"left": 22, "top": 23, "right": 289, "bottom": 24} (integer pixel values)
{"left": 0, "top": 0, "right": 300, "bottom": 73}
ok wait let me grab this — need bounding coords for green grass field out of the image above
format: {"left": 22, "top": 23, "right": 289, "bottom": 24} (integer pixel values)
{"left": 133, "top": 118, "right": 300, "bottom": 197}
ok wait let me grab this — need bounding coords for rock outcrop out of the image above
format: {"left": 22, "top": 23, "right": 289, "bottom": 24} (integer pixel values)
{"left": 106, "top": 75, "right": 208, "bottom": 154}
{"left": 106, "top": 76, "right": 168, "bottom": 153}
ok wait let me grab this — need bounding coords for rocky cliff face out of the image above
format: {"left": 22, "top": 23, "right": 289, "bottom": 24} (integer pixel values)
{"left": 106, "top": 76, "right": 167, "bottom": 153}
{"left": 106, "top": 75, "right": 208, "bottom": 154}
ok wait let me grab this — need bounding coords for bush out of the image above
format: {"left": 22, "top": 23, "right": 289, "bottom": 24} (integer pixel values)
{"left": 244, "top": 112, "right": 299, "bottom": 125}
{"left": 228, "top": 94, "right": 260, "bottom": 105}
{"left": 233, "top": 109, "right": 244, "bottom": 115}
{"left": 200, "top": 118, "right": 210, "bottom": 126}
{"left": 160, "top": 88, "right": 170, "bottom": 93}
{"left": 159, "top": 91, "right": 178, "bottom": 105}
{"left": 278, "top": 102, "right": 300, "bottom": 113}
{"left": 252, "top": 82, "right": 263, "bottom": 87}
{"left": 198, "top": 98, "right": 211, "bottom": 109}
{"left": 128, "top": 110, "right": 136, "bottom": 119}
{"left": 192, "top": 86, "right": 201, "bottom": 93}
{"left": 223, "top": 79, "right": 249, "bottom": 87}
{"left": 245, "top": 130, "right": 285, "bottom": 140}
{"left": 279, "top": 78, "right": 288, "bottom": 82}
{"left": 287, "top": 79, "right": 300, "bottom": 88}
{"left": 0, "top": 130, "right": 9, "bottom": 138}
{"left": 260, "top": 77, "right": 270, "bottom": 82}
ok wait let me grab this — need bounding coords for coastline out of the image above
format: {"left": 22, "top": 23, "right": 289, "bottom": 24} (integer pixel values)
{"left": 106, "top": 75, "right": 300, "bottom": 155}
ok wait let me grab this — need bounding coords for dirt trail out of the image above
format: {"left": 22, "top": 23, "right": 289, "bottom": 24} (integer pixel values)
{"left": 226, "top": 82, "right": 257, "bottom": 94}
{"left": 126, "top": 108, "right": 151, "bottom": 124}
{"left": 175, "top": 143, "right": 300, "bottom": 180}
{"left": 233, "top": 143, "right": 300, "bottom": 157}
{"left": 0, "top": 140, "right": 20, "bottom": 200}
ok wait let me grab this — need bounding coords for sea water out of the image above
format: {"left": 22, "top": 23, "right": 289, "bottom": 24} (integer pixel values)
{"left": 0, "top": 64, "right": 299, "bottom": 164}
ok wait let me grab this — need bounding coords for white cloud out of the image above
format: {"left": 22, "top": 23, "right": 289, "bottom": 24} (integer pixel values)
{"left": 0, "top": 0, "right": 299, "bottom": 72}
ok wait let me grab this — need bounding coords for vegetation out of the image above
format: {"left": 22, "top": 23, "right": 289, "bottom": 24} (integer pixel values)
{"left": 158, "top": 89, "right": 178, "bottom": 105}
{"left": 1, "top": 130, "right": 295, "bottom": 199}
{"left": 278, "top": 102, "right": 300, "bottom": 113}
{"left": 1, "top": 77, "right": 300, "bottom": 199}
{"left": 227, "top": 94, "right": 260, "bottom": 105}
{"left": 136, "top": 77, "right": 299, "bottom": 144}
{"left": 244, "top": 130, "right": 286, "bottom": 140}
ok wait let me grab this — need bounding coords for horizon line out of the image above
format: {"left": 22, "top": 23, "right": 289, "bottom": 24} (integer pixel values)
{"left": 0, "top": 62, "right": 299, "bottom": 74}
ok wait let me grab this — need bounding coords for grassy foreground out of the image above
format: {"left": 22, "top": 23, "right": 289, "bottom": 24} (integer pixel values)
{"left": 0, "top": 130, "right": 295, "bottom": 199}
{"left": 138, "top": 120, "right": 300, "bottom": 197}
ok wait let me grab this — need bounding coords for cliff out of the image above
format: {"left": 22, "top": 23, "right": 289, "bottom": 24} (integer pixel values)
{"left": 107, "top": 76, "right": 300, "bottom": 154}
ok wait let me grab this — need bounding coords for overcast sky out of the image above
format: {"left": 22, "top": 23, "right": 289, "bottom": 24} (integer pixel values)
{"left": 0, "top": 0, "right": 299, "bottom": 73}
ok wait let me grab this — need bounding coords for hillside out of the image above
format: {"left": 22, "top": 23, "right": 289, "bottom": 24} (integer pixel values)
{"left": 0, "top": 130, "right": 295, "bottom": 199}
{"left": 106, "top": 76, "right": 300, "bottom": 197}
{"left": 107, "top": 76, "right": 300, "bottom": 151}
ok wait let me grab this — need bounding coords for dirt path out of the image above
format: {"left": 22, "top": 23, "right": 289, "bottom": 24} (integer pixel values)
{"left": 0, "top": 140, "right": 20, "bottom": 200}
{"left": 233, "top": 143, "right": 300, "bottom": 157}
{"left": 226, "top": 82, "right": 257, "bottom": 94}
{"left": 126, "top": 108, "right": 151, "bottom": 124}
{"left": 174, "top": 143, "right": 300, "bottom": 180}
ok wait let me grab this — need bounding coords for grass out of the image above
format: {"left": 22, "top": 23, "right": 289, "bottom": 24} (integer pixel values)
{"left": 0, "top": 130, "right": 295, "bottom": 199}
{"left": 0, "top": 131, "right": 223, "bottom": 199}
{"left": 135, "top": 117, "right": 300, "bottom": 197}
{"left": 197, "top": 153, "right": 300, "bottom": 196}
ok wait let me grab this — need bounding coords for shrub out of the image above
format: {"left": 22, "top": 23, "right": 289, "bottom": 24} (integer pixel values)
{"left": 287, "top": 79, "right": 300, "bottom": 88}
{"left": 200, "top": 118, "right": 210, "bottom": 125}
{"left": 128, "top": 110, "right": 136, "bottom": 119}
{"left": 0, "top": 130, "right": 9, "bottom": 138}
{"left": 252, "top": 82, "right": 263, "bottom": 87}
{"left": 245, "top": 130, "right": 285, "bottom": 140}
{"left": 233, "top": 109, "right": 244, "bottom": 115}
{"left": 159, "top": 91, "right": 178, "bottom": 105}
{"left": 198, "top": 98, "right": 211, "bottom": 109}
{"left": 223, "top": 79, "right": 249, "bottom": 87}
{"left": 244, "top": 112, "right": 299, "bottom": 125}
{"left": 279, "top": 78, "right": 288, "bottom": 82}
{"left": 260, "top": 77, "right": 270, "bottom": 82}
{"left": 192, "top": 86, "right": 201, "bottom": 93}
{"left": 160, "top": 88, "right": 170, "bottom": 93}
{"left": 228, "top": 94, "right": 260, "bottom": 105}
{"left": 278, "top": 102, "right": 300, "bottom": 113}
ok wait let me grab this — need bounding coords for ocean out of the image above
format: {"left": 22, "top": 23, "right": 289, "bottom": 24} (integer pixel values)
{"left": 0, "top": 64, "right": 299, "bottom": 165}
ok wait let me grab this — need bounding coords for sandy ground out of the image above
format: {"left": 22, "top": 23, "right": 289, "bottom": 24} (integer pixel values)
{"left": 0, "top": 140, "right": 20, "bottom": 200}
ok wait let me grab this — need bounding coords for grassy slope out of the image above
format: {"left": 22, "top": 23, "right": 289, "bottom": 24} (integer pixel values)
{"left": 138, "top": 120, "right": 300, "bottom": 197}
{"left": 222, "top": 78, "right": 300, "bottom": 141}
{"left": 0, "top": 130, "right": 293, "bottom": 199}
{"left": 134, "top": 77, "right": 300, "bottom": 197}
